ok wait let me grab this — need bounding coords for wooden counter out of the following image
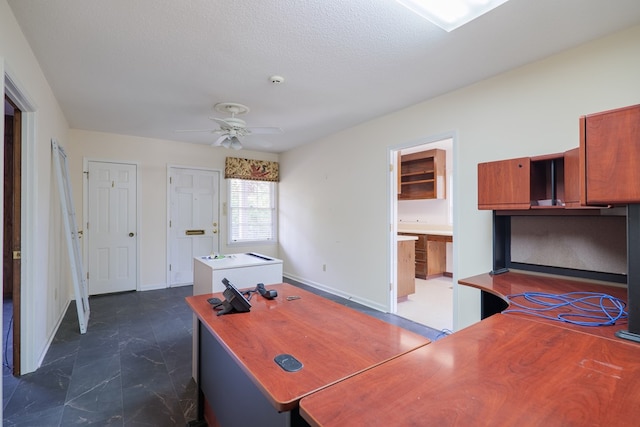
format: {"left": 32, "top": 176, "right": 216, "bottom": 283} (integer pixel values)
{"left": 186, "top": 283, "right": 430, "bottom": 426}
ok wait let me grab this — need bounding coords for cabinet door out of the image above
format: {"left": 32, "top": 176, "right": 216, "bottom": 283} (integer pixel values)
{"left": 563, "top": 148, "right": 581, "bottom": 207}
{"left": 397, "top": 240, "right": 415, "bottom": 299}
{"left": 478, "top": 157, "right": 531, "bottom": 210}
{"left": 581, "top": 104, "right": 640, "bottom": 204}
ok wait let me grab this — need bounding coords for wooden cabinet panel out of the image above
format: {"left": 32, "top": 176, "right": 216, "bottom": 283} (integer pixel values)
{"left": 426, "top": 239, "right": 446, "bottom": 277}
{"left": 414, "top": 234, "right": 427, "bottom": 279}
{"left": 399, "top": 233, "right": 451, "bottom": 279}
{"left": 478, "top": 157, "right": 531, "bottom": 210}
{"left": 399, "top": 149, "right": 446, "bottom": 200}
{"left": 563, "top": 147, "right": 580, "bottom": 207}
{"left": 479, "top": 151, "right": 584, "bottom": 210}
{"left": 397, "top": 240, "right": 415, "bottom": 299}
{"left": 581, "top": 104, "right": 640, "bottom": 204}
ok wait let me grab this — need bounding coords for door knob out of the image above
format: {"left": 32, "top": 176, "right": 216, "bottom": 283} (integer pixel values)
{"left": 129, "top": 232, "right": 135, "bottom": 237}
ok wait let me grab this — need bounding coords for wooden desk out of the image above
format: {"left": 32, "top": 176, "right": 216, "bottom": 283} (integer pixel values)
{"left": 459, "top": 271, "right": 629, "bottom": 340}
{"left": 300, "top": 313, "right": 640, "bottom": 426}
{"left": 186, "top": 283, "right": 430, "bottom": 426}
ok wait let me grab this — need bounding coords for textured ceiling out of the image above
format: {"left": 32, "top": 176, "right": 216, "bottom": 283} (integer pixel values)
{"left": 8, "top": 0, "right": 640, "bottom": 153}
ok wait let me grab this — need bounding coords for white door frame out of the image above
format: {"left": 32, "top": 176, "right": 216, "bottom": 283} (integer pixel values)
{"left": 166, "top": 164, "right": 222, "bottom": 288}
{"left": 5, "top": 66, "right": 38, "bottom": 374}
{"left": 83, "top": 158, "right": 141, "bottom": 292}
{"left": 388, "top": 131, "right": 458, "bottom": 325}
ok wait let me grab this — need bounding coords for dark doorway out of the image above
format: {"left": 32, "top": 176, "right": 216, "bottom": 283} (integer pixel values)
{"left": 4, "top": 95, "right": 22, "bottom": 376}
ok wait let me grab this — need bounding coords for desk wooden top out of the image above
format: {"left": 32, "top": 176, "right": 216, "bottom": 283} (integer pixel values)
{"left": 459, "top": 271, "right": 629, "bottom": 340}
{"left": 186, "top": 283, "right": 429, "bottom": 412}
{"left": 300, "top": 313, "right": 640, "bottom": 427}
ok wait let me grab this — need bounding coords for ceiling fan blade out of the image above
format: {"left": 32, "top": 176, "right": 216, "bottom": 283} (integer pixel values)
{"left": 246, "top": 126, "right": 283, "bottom": 135}
{"left": 212, "top": 117, "right": 232, "bottom": 128}
{"left": 175, "top": 129, "right": 217, "bottom": 133}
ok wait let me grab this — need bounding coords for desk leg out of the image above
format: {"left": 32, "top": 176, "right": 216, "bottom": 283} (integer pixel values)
{"left": 616, "top": 204, "right": 640, "bottom": 343}
{"left": 187, "top": 321, "right": 207, "bottom": 427}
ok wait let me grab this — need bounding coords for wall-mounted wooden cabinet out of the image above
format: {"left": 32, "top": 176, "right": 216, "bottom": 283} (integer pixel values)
{"left": 478, "top": 149, "right": 579, "bottom": 210}
{"left": 580, "top": 104, "right": 640, "bottom": 205}
{"left": 477, "top": 103, "right": 640, "bottom": 342}
{"left": 479, "top": 104, "right": 640, "bottom": 211}
{"left": 399, "top": 149, "right": 446, "bottom": 200}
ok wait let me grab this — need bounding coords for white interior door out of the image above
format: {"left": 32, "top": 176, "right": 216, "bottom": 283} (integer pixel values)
{"left": 87, "top": 161, "right": 138, "bottom": 295}
{"left": 169, "top": 167, "right": 220, "bottom": 286}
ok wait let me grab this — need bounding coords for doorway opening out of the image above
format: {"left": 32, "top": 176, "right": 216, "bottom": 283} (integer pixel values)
{"left": 390, "top": 136, "right": 454, "bottom": 333}
{"left": 4, "top": 95, "right": 22, "bottom": 376}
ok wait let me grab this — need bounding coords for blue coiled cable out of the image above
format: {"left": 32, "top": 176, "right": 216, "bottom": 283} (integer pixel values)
{"left": 504, "top": 291, "right": 627, "bottom": 327}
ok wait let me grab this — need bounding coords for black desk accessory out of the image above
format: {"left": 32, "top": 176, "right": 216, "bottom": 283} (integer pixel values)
{"left": 256, "top": 282, "right": 278, "bottom": 299}
{"left": 215, "top": 278, "right": 252, "bottom": 316}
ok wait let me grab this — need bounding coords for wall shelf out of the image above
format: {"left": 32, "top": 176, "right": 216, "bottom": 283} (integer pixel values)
{"left": 398, "top": 149, "right": 445, "bottom": 200}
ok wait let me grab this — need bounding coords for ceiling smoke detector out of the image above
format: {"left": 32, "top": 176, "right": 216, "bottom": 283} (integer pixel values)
{"left": 269, "top": 75, "right": 285, "bottom": 84}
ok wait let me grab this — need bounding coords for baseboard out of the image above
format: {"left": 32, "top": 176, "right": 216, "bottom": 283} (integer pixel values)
{"left": 139, "top": 282, "right": 171, "bottom": 292}
{"left": 282, "top": 273, "right": 387, "bottom": 312}
{"left": 33, "top": 298, "right": 72, "bottom": 373}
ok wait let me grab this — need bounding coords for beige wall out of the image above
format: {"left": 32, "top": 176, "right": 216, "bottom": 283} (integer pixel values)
{"left": 68, "top": 129, "right": 279, "bottom": 290}
{"left": 279, "top": 24, "right": 640, "bottom": 330}
{"left": 1, "top": 0, "right": 71, "bottom": 373}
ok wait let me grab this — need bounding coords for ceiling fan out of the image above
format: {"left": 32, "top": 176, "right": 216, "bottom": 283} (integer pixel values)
{"left": 177, "top": 102, "right": 282, "bottom": 150}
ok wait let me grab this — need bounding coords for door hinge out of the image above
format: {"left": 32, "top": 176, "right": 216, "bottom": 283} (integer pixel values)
{"left": 389, "top": 164, "right": 393, "bottom": 172}
{"left": 169, "top": 264, "right": 172, "bottom": 271}
{"left": 169, "top": 177, "right": 172, "bottom": 184}
{"left": 169, "top": 220, "right": 172, "bottom": 228}
{"left": 87, "top": 272, "right": 90, "bottom": 280}
{"left": 12, "top": 250, "right": 21, "bottom": 260}
{"left": 84, "top": 171, "right": 89, "bottom": 179}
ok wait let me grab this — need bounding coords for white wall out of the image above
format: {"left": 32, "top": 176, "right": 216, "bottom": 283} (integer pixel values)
{"left": 68, "top": 129, "right": 279, "bottom": 290}
{"left": 279, "top": 24, "right": 640, "bottom": 330}
{"left": 1, "top": 0, "right": 71, "bottom": 373}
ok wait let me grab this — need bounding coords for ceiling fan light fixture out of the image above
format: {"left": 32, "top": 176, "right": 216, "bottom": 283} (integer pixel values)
{"left": 229, "top": 136, "right": 243, "bottom": 150}
{"left": 395, "top": 0, "right": 510, "bottom": 32}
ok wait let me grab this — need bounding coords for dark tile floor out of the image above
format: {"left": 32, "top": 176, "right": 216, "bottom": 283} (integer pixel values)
{"left": 2, "top": 279, "right": 441, "bottom": 426}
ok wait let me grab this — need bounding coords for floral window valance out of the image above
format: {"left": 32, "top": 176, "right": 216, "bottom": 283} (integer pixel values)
{"left": 225, "top": 157, "right": 279, "bottom": 182}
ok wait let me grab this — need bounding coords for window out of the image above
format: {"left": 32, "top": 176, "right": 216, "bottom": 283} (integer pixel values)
{"left": 228, "top": 178, "right": 277, "bottom": 244}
